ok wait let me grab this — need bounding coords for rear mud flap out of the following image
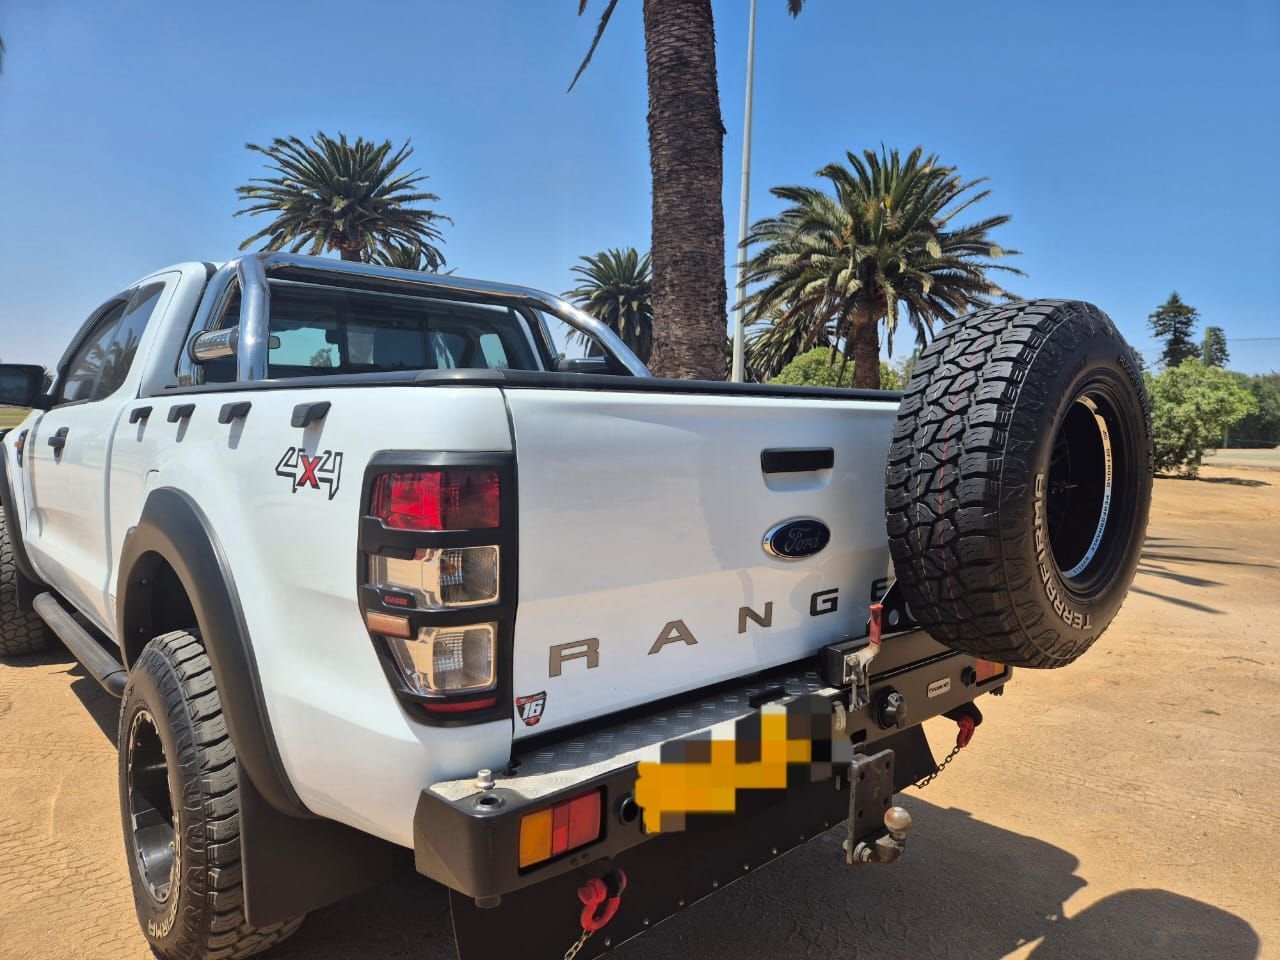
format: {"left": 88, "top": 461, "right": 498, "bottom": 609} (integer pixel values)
{"left": 449, "top": 725, "right": 936, "bottom": 960}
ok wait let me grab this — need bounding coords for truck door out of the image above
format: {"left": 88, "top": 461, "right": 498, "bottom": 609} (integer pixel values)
{"left": 24, "top": 281, "right": 171, "bottom": 634}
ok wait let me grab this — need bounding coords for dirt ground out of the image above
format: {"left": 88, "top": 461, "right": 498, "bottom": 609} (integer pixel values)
{"left": 2, "top": 466, "right": 1277, "bottom": 960}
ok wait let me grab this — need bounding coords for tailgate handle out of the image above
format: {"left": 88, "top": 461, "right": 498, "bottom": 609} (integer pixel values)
{"left": 761, "top": 447, "right": 834, "bottom": 474}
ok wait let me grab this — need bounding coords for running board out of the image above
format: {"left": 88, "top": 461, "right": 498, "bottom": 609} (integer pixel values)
{"left": 32, "top": 593, "right": 127, "bottom": 697}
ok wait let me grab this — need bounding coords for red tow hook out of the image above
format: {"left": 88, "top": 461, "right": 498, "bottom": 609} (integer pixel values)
{"left": 577, "top": 869, "right": 627, "bottom": 932}
{"left": 955, "top": 714, "right": 976, "bottom": 749}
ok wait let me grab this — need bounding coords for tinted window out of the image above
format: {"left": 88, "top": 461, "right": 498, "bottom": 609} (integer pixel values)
{"left": 99, "top": 283, "right": 164, "bottom": 397}
{"left": 270, "top": 317, "right": 339, "bottom": 370}
{"left": 59, "top": 283, "right": 165, "bottom": 404}
{"left": 478, "top": 332, "right": 510, "bottom": 369}
{"left": 263, "top": 283, "right": 539, "bottom": 378}
{"left": 59, "top": 302, "right": 128, "bottom": 403}
{"left": 199, "top": 281, "right": 543, "bottom": 382}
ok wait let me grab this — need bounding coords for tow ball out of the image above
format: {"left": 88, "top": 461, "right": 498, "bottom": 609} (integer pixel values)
{"left": 844, "top": 806, "right": 912, "bottom": 866}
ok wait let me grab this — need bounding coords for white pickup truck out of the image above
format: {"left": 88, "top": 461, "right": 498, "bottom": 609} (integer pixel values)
{"left": 0, "top": 253, "right": 1152, "bottom": 960}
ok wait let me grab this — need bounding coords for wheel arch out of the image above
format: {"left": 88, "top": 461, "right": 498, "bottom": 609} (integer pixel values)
{"left": 0, "top": 434, "right": 48, "bottom": 607}
{"left": 116, "top": 486, "right": 308, "bottom": 818}
{"left": 116, "top": 486, "right": 402, "bottom": 924}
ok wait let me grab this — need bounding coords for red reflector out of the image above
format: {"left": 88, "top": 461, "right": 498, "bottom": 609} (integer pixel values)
{"left": 371, "top": 470, "right": 500, "bottom": 531}
{"left": 420, "top": 696, "right": 498, "bottom": 714}
{"left": 548, "top": 791, "right": 603, "bottom": 858}
{"left": 974, "top": 659, "right": 1006, "bottom": 683}
{"left": 566, "top": 792, "right": 602, "bottom": 850}
{"left": 551, "top": 800, "right": 571, "bottom": 854}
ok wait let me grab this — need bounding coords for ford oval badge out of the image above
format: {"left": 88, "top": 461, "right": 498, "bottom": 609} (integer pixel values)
{"left": 763, "top": 517, "right": 831, "bottom": 560}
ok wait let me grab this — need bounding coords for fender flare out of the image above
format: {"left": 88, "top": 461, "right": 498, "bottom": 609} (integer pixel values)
{"left": 116, "top": 486, "right": 402, "bottom": 923}
{"left": 0, "top": 437, "right": 47, "bottom": 607}
{"left": 116, "top": 486, "right": 308, "bottom": 818}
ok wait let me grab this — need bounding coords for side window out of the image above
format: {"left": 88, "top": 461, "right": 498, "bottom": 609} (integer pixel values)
{"left": 202, "top": 289, "right": 241, "bottom": 385}
{"left": 478, "top": 332, "right": 511, "bottom": 369}
{"left": 269, "top": 317, "right": 340, "bottom": 374}
{"left": 531, "top": 310, "right": 612, "bottom": 370}
{"left": 58, "top": 302, "right": 128, "bottom": 403}
{"left": 58, "top": 283, "right": 167, "bottom": 404}
{"left": 95, "top": 283, "right": 164, "bottom": 399}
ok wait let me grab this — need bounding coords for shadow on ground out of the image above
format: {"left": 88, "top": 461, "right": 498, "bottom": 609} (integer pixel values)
{"left": 1155, "top": 473, "right": 1272, "bottom": 487}
{"left": 15, "top": 645, "right": 123, "bottom": 742}
{"left": 257, "top": 800, "right": 1258, "bottom": 960}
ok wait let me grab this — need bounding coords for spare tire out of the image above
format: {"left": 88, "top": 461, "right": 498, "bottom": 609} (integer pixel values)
{"left": 885, "top": 299, "right": 1152, "bottom": 667}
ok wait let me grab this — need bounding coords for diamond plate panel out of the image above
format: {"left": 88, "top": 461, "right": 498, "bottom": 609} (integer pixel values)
{"left": 430, "top": 667, "right": 837, "bottom": 802}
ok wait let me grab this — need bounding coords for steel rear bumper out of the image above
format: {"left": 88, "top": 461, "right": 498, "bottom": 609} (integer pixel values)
{"left": 413, "top": 628, "right": 1009, "bottom": 902}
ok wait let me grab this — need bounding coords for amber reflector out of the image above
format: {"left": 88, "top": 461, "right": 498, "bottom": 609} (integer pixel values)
{"left": 518, "top": 790, "right": 602, "bottom": 869}
{"left": 974, "top": 659, "right": 1006, "bottom": 683}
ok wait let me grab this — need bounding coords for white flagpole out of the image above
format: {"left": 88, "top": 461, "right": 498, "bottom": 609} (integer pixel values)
{"left": 730, "top": 0, "right": 758, "bottom": 383}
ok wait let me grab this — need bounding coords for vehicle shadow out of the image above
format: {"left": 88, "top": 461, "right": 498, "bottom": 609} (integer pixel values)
{"left": 266, "top": 798, "right": 1259, "bottom": 960}
{"left": 1157, "top": 473, "right": 1272, "bottom": 487}
{"left": 17, "top": 644, "right": 124, "bottom": 743}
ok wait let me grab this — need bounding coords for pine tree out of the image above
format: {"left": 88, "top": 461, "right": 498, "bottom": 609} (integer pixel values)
{"left": 1148, "top": 293, "right": 1201, "bottom": 368}
{"left": 1202, "top": 326, "right": 1229, "bottom": 368}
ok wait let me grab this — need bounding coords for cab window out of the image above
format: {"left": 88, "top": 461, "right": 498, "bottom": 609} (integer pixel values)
{"left": 201, "top": 281, "right": 543, "bottom": 382}
{"left": 57, "top": 283, "right": 164, "bottom": 404}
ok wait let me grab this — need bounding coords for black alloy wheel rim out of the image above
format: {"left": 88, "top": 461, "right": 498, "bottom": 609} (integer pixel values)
{"left": 1044, "top": 388, "right": 1126, "bottom": 595}
{"left": 126, "top": 708, "right": 179, "bottom": 904}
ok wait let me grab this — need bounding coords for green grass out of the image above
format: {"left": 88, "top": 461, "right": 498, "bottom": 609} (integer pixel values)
{"left": 0, "top": 408, "right": 30, "bottom": 429}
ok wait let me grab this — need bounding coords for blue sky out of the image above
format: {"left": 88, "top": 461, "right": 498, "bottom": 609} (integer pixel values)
{"left": 1, "top": 0, "right": 1277, "bottom": 372}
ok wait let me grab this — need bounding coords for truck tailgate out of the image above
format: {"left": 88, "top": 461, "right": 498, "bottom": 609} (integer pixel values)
{"left": 504, "top": 387, "right": 899, "bottom": 738}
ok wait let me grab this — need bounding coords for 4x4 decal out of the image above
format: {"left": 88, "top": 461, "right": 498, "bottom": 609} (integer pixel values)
{"left": 275, "top": 447, "right": 343, "bottom": 500}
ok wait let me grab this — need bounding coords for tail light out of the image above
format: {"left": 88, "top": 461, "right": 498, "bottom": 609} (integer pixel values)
{"left": 386, "top": 624, "right": 497, "bottom": 695}
{"left": 973, "top": 659, "right": 1007, "bottom": 683}
{"left": 360, "top": 456, "right": 512, "bottom": 724}
{"left": 371, "top": 470, "right": 500, "bottom": 530}
{"left": 519, "top": 790, "right": 603, "bottom": 869}
{"left": 369, "top": 546, "right": 499, "bottom": 608}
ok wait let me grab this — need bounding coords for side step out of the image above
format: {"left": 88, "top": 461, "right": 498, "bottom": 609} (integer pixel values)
{"left": 33, "top": 593, "right": 127, "bottom": 697}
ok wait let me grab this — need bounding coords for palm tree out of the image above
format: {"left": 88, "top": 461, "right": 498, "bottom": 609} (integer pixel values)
{"left": 373, "top": 242, "right": 445, "bottom": 273}
{"left": 235, "top": 132, "right": 450, "bottom": 265}
{"left": 741, "top": 146, "right": 1022, "bottom": 388}
{"left": 743, "top": 305, "right": 822, "bottom": 381}
{"left": 564, "top": 248, "right": 654, "bottom": 363}
{"left": 572, "top": 1, "right": 806, "bottom": 381}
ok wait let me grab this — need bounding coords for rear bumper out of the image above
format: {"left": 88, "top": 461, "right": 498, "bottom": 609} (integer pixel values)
{"left": 413, "top": 629, "right": 1009, "bottom": 901}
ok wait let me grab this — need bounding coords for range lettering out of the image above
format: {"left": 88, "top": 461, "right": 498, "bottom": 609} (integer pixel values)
{"left": 548, "top": 587, "right": 841, "bottom": 677}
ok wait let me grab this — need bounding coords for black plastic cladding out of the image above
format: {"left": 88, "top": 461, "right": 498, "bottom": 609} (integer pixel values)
{"left": 356, "top": 451, "right": 517, "bottom": 727}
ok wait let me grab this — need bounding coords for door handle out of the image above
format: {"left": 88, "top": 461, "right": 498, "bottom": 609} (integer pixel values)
{"left": 47, "top": 427, "right": 69, "bottom": 451}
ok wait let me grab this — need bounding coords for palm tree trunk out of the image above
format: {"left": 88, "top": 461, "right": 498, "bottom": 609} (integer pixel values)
{"left": 642, "top": 0, "right": 728, "bottom": 381}
{"left": 338, "top": 245, "right": 362, "bottom": 262}
{"left": 852, "top": 307, "right": 881, "bottom": 389}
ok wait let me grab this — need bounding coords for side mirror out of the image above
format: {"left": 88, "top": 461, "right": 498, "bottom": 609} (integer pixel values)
{"left": 0, "top": 364, "right": 51, "bottom": 410}
{"left": 555, "top": 356, "right": 611, "bottom": 375}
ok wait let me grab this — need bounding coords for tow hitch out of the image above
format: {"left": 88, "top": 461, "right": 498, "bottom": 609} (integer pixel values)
{"left": 840, "top": 749, "right": 913, "bottom": 866}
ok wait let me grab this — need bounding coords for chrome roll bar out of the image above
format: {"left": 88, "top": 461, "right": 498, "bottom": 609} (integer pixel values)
{"left": 184, "top": 251, "right": 651, "bottom": 382}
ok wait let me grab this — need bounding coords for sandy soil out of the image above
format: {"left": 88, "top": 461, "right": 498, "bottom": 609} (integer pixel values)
{"left": 1, "top": 466, "right": 1277, "bottom": 960}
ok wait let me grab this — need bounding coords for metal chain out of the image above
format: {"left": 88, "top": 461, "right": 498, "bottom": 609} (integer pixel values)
{"left": 913, "top": 742, "right": 962, "bottom": 789}
{"left": 564, "top": 928, "right": 594, "bottom": 960}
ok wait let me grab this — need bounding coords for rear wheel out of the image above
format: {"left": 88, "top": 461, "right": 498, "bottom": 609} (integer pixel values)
{"left": 885, "top": 299, "right": 1153, "bottom": 667}
{"left": 119, "top": 630, "right": 304, "bottom": 959}
{"left": 0, "top": 505, "right": 50, "bottom": 657}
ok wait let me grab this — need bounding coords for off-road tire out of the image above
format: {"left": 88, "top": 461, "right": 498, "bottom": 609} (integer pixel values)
{"left": 0, "top": 504, "right": 51, "bottom": 656}
{"left": 119, "top": 630, "right": 304, "bottom": 959}
{"left": 886, "top": 300, "right": 1153, "bottom": 667}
